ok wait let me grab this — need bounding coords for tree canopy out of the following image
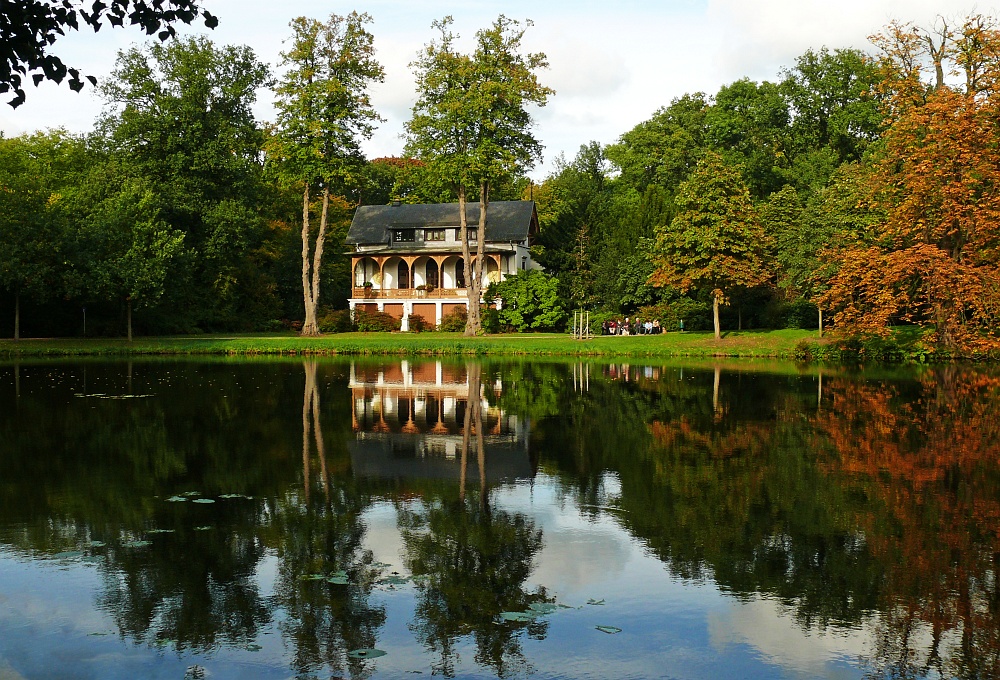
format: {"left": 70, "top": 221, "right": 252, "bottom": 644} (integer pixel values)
{"left": 1, "top": 0, "right": 217, "bottom": 107}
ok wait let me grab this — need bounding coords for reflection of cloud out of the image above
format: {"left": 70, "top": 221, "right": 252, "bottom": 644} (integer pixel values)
{"left": 708, "top": 596, "right": 870, "bottom": 679}
{"left": 361, "top": 502, "right": 407, "bottom": 570}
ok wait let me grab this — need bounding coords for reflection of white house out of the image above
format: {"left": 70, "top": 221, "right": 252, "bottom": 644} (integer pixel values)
{"left": 348, "top": 360, "right": 533, "bottom": 483}
{"left": 346, "top": 201, "right": 540, "bottom": 330}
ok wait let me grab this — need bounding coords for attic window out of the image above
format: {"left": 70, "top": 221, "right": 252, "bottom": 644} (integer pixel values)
{"left": 425, "top": 229, "right": 445, "bottom": 242}
{"left": 393, "top": 229, "right": 415, "bottom": 243}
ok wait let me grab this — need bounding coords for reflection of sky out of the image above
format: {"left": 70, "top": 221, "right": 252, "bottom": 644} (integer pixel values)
{"left": 355, "top": 476, "right": 873, "bottom": 679}
{"left": 1, "top": 475, "right": 873, "bottom": 680}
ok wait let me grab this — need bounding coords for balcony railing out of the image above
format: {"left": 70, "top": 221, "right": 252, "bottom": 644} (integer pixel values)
{"left": 353, "top": 287, "right": 466, "bottom": 299}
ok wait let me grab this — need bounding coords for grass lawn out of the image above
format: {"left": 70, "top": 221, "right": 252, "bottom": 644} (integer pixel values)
{"left": 0, "top": 328, "right": 828, "bottom": 359}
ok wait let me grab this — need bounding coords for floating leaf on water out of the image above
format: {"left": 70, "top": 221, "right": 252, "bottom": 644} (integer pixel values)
{"left": 124, "top": 540, "right": 152, "bottom": 548}
{"left": 373, "top": 562, "right": 392, "bottom": 568}
{"left": 166, "top": 496, "right": 187, "bottom": 502}
{"left": 557, "top": 604, "right": 574, "bottom": 609}
{"left": 89, "top": 541, "right": 106, "bottom": 548}
{"left": 527, "top": 602, "right": 558, "bottom": 615}
{"left": 192, "top": 499, "right": 215, "bottom": 504}
{"left": 149, "top": 529, "right": 175, "bottom": 534}
{"left": 499, "top": 611, "right": 534, "bottom": 623}
{"left": 219, "top": 493, "right": 250, "bottom": 499}
{"left": 347, "top": 648, "right": 386, "bottom": 659}
{"left": 88, "top": 632, "right": 110, "bottom": 636}
{"left": 595, "top": 625, "right": 622, "bottom": 634}
{"left": 53, "top": 551, "right": 83, "bottom": 559}
{"left": 193, "top": 526, "right": 212, "bottom": 531}
{"left": 298, "top": 573, "right": 326, "bottom": 581}
{"left": 327, "top": 575, "right": 349, "bottom": 585}
{"left": 378, "top": 575, "right": 409, "bottom": 586}
{"left": 182, "top": 491, "right": 201, "bottom": 497}
{"left": 245, "top": 644, "right": 262, "bottom": 652}
{"left": 586, "top": 598, "right": 605, "bottom": 606}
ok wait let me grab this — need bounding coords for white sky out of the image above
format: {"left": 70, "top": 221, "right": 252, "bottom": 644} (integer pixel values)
{"left": 1, "top": 0, "right": 990, "bottom": 179}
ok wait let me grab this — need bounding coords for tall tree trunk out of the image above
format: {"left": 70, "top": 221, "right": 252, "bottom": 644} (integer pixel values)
{"left": 468, "top": 182, "right": 489, "bottom": 336}
{"left": 13, "top": 288, "right": 19, "bottom": 342}
{"left": 301, "top": 185, "right": 328, "bottom": 336}
{"left": 818, "top": 308, "right": 823, "bottom": 338}
{"left": 458, "top": 185, "right": 475, "bottom": 336}
{"left": 127, "top": 299, "right": 133, "bottom": 343}
{"left": 713, "top": 293, "right": 721, "bottom": 341}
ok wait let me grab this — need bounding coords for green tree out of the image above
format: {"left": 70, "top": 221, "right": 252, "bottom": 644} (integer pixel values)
{"left": 488, "top": 269, "right": 566, "bottom": 332}
{"left": 81, "top": 174, "right": 186, "bottom": 341}
{"left": 406, "top": 15, "right": 552, "bottom": 335}
{"left": 706, "top": 78, "right": 791, "bottom": 198}
{"left": 649, "top": 152, "right": 771, "bottom": 339}
{"left": 269, "top": 13, "right": 384, "bottom": 336}
{"left": 99, "top": 36, "right": 275, "bottom": 331}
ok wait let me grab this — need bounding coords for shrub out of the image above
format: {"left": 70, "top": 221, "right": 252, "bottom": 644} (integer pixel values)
{"left": 438, "top": 306, "right": 467, "bottom": 332}
{"left": 354, "top": 308, "right": 400, "bottom": 332}
{"left": 480, "top": 306, "right": 502, "bottom": 334}
{"left": 318, "top": 308, "right": 354, "bottom": 333}
{"left": 489, "top": 270, "right": 567, "bottom": 331}
{"left": 406, "top": 314, "right": 431, "bottom": 332}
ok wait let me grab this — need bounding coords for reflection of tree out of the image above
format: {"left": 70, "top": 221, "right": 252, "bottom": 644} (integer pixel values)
{"left": 815, "top": 369, "right": 1000, "bottom": 679}
{"left": 266, "top": 360, "right": 386, "bottom": 680}
{"left": 399, "top": 362, "right": 547, "bottom": 678}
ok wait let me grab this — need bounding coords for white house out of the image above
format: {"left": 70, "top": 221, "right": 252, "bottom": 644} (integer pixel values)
{"left": 346, "top": 200, "right": 540, "bottom": 329}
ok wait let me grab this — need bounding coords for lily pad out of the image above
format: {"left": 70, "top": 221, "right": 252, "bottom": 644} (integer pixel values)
{"left": 327, "top": 575, "right": 349, "bottom": 585}
{"left": 246, "top": 644, "right": 262, "bottom": 652}
{"left": 193, "top": 526, "right": 212, "bottom": 531}
{"left": 220, "top": 493, "right": 250, "bottom": 499}
{"left": 53, "top": 551, "right": 83, "bottom": 560}
{"left": 347, "top": 648, "right": 386, "bottom": 659}
{"left": 586, "top": 598, "right": 605, "bottom": 606}
{"left": 595, "top": 625, "right": 622, "bottom": 634}
{"left": 527, "top": 602, "right": 558, "bottom": 615}
{"left": 378, "top": 575, "right": 409, "bottom": 586}
{"left": 182, "top": 491, "right": 201, "bottom": 497}
{"left": 149, "top": 529, "right": 175, "bottom": 534}
{"left": 298, "top": 573, "right": 327, "bottom": 581}
{"left": 499, "top": 611, "right": 534, "bottom": 623}
{"left": 166, "top": 496, "right": 187, "bottom": 502}
{"left": 124, "top": 540, "right": 152, "bottom": 548}
{"left": 89, "top": 541, "right": 106, "bottom": 548}
{"left": 192, "top": 498, "right": 215, "bottom": 504}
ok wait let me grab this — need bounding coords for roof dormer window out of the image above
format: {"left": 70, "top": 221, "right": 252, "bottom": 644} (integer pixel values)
{"left": 393, "top": 229, "right": 415, "bottom": 243}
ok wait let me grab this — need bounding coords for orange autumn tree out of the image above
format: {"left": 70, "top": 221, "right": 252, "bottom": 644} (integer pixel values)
{"left": 821, "top": 16, "right": 1000, "bottom": 351}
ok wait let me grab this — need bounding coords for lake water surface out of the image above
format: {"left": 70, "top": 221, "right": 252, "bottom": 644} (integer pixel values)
{"left": 0, "top": 358, "right": 998, "bottom": 679}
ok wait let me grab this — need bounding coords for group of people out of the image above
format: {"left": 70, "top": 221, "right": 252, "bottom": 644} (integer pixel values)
{"left": 602, "top": 317, "right": 663, "bottom": 336}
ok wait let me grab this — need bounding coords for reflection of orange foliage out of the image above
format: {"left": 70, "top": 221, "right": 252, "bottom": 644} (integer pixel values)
{"left": 816, "top": 370, "right": 1000, "bottom": 673}
{"left": 649, "top": 418, "right": 774, "bottom": 461}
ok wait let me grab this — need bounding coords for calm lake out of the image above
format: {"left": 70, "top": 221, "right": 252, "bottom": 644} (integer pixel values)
{"left": 0, "top": 358, "right": 997, "bottom": 679}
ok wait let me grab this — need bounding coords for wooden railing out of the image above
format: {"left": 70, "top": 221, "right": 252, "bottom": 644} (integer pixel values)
{"left": 353, "top": 287, "right": 466, "bottom": 299}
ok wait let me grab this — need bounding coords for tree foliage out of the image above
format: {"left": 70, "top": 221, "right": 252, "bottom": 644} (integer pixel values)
{"left": 1, "top": 0, "right": 217, "bottom": 107}
{"left": 649, "top": 153, "right": 772, "bottom": 339}
{"left": 406, "top": 15, "right": 552, "bottom": 335}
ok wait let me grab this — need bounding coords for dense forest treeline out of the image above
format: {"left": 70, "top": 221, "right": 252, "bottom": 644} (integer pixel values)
{"left": 2, "top": 13, "right": 998, "bottom": 352}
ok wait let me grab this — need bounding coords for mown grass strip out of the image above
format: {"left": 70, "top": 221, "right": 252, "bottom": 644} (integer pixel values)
{"left": 0, "top": 329, "right": 825, "bottom": 359}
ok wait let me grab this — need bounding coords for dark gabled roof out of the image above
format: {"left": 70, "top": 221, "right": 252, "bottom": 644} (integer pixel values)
{"left": 347, "top": 200, "right": 537, "bottom": 245}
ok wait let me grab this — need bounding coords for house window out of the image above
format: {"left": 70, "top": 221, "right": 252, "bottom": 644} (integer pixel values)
{"left": 393, "top": 229, "right": 415, "bottom": 243}
{"left": 455, "top": 258, "right": 465, "bottom": 288}
{"left": 425, "top": 229, "right": 445, "bottom": 242}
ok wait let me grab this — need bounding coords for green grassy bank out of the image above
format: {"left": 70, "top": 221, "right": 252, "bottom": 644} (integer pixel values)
{"left": 0, "top": 329, "right": 828, "bottom": 360}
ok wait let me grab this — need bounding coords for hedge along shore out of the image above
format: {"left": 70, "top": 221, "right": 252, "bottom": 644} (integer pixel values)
{"left": 0, "top": 329, "right": 829, "bottom": 359}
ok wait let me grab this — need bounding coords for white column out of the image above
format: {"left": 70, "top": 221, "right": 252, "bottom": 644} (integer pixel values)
{"left": 435, "top": 301, "right": 443, "bottom": 326}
